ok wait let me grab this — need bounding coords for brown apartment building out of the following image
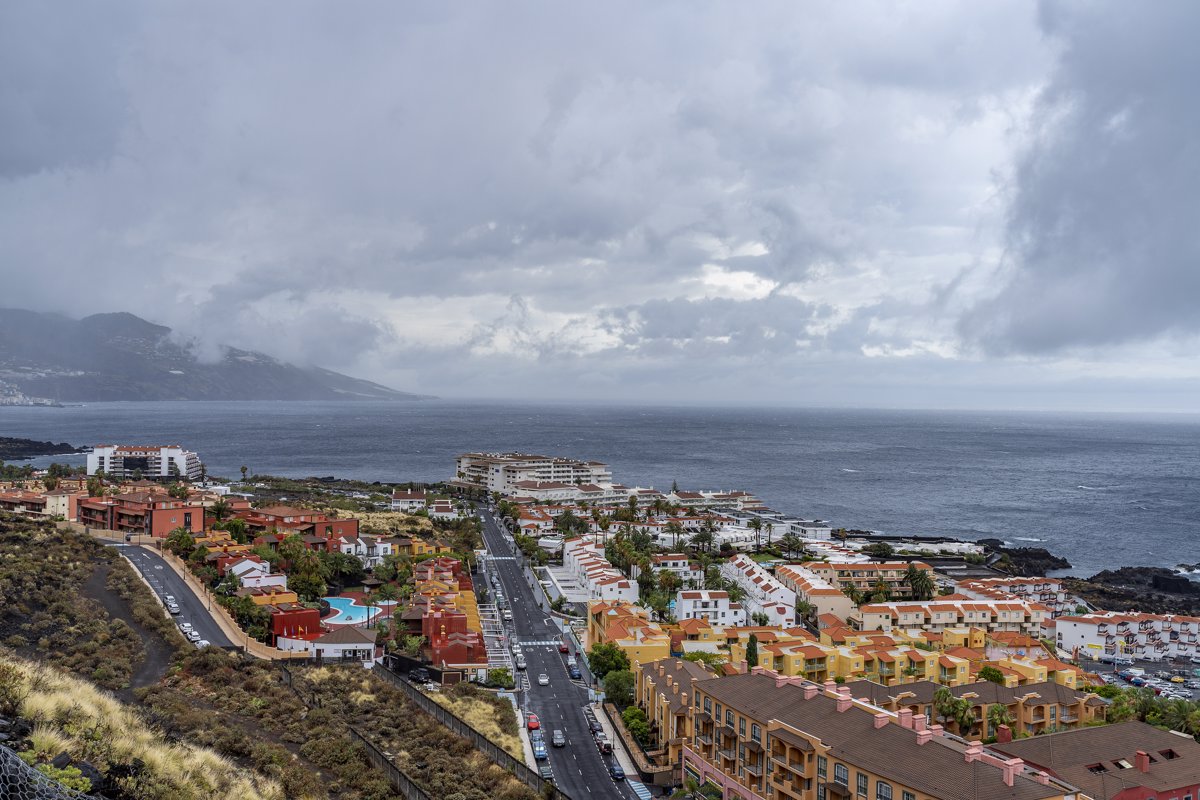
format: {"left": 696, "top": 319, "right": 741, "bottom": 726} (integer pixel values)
{"left": 635, "top": 657, "right": 717, "bottom": 773}
{"left": 843, "top": 679, "right": 1108, "bottom": 740}
{"left": 992, "top": 721, "right": 1200, "bottom": 800}
{"left": 686, "top": 669, "right": 1079, "bottom": 800}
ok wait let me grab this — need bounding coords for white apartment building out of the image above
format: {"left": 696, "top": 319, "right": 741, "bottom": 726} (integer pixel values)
{"left": 88, "top": 444, "right": 202, "bottom": 481}
{"left": 390, "top": 489, "right": 427, "bottom": 513}
{"left": 719, "top": 555, "right": 796, "bottom": 627}
{"left": 633, "top": 553, "right": 703, "bottom": 587}
{"left": 226, "top": 558, "right": 289, "bottom": 590}
{"left": 1052, "top": 611, "right": 1200, "bottom": 662}
{"left": 774, "top": 564, "right": 856, "bottom": 621}
{"left": 562, "top": 537, "right": 638, "bottom": 604}
{"left": 850, "top": 598, "right": 1051, "bottom": 637}
{"left": 427, "top": 499, "right": 460, "bottom": 521}
{"left": 674, "top": 590, "right": 744, "bottom": 625}
{"left": 783, "top": 518, "right": 833, "bottom": 540}
{"left": 335, "top": 534, "right": 394, "bottom": 569}
{"left": 451, "top": 452, "right": 613, "bottom": 495}
{"left": 957, "top": 577, "right": 1074, "bottom": 617}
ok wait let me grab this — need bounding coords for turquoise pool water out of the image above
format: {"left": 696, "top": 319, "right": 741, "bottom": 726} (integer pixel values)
{"left": 323, "top": 596, "right": 396, "bottom": 625}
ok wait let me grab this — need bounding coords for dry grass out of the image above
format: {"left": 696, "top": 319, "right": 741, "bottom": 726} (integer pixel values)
{"left": 348, "top": 510, "right": 435, "bottom": 535}
{"left": 2, "top": 651, "right": 283, "bottom": 800}
{"left": 431, "top": 691, "right": 523, "bottom": 758}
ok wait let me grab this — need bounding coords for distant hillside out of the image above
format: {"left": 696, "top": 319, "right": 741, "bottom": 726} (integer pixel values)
{"left": 0, "top": 309, "right": 430, "bottom": 401}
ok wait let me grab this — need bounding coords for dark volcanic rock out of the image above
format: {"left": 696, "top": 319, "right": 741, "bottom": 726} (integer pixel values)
{"left": 0, "top": 436, "right": 79, "bottom": 461}
{"left": 1065, "top": 566, "right": 1200, "bottom": 616}
{"left": 978, "top": 538, "right": 1071, "bottom": 576}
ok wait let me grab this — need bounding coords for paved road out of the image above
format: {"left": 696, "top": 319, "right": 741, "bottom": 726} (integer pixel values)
{"left": 478, "top": 506, "right": 635, "bottom": 800}
{"left": 118, "top": 545, "right": 235, "bottom": 648}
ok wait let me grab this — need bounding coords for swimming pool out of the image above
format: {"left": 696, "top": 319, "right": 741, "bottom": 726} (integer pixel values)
{"left": 323, "top": 596, "right": 397, "bottom": 626}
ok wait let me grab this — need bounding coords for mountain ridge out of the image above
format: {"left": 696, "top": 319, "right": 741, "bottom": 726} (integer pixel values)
{"left": 0, "top": 308, "right": 430, "bottom": 402}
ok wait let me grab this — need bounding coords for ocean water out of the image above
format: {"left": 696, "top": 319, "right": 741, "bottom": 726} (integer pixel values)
{"left": 2, "top": 401, "right": 1198, "bottom": 577}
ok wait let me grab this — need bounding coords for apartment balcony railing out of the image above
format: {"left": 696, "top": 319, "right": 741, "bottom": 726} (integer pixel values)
{"left": 744, "top": 760, "right": 764, "bottom": 777}
{"left": 718, "top": 747, "right": 736, "bottom": 761}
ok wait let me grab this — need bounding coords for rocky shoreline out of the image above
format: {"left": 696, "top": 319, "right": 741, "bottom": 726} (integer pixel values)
{"left": 1065, "top": 567, "right": 1200, "bottom": 616}
{"left": 0, "top": 436, "right": 81, "bottom": 461}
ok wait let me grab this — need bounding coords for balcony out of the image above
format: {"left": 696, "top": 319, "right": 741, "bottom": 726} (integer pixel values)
{"left": 718, "top": 747, "right": 736, "bottom": 761}
{"left": 744, "top": 760, "right": 764, "bottom": 777}
{"left": 696, "top": 733, "right": 713, "bottom": 746}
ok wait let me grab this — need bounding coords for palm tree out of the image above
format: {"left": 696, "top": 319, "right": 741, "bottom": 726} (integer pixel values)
{"left": 210, "top": 497, "right": 232, "bottom": 523}
{"left": 779, "top": 533, "right": 803, "bottom": 559}
{"left": 933, "top": 687, "right": 957, "bottom": 725}
{"left": 748, "top": 518, "right": 763, "bottom": 552}
{"left": 986, "top": 703, "right": 1014, "bottom": 738}
{"left": 765, "top": 522, "right": 775, "bottom": 550}
{"left": 240, "top": 465, "right": 248, "bottom": 482}
{"left": 904, "top": 563, "right": 936, "bottom": 601}
{"left": 665, "top": 521, "right": 684, "bottom": 550}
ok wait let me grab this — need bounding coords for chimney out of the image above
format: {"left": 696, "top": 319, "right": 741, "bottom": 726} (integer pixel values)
{"left": 672, "top": 682, "right": 680, "bottom": 696}
{"left": 965, "top": 741, "right": 984, "bottom": 763}
{"left": 912, "top": 716, "right": 926, "bottom": 732}
{"left": 804, "top": 684, "right": 819, "bottom": 700}
{"left": 751, "top": 665, "right": 765, "bottom": 676}
{"left": 681, "top": 692, "right": 688, "bottom": 707}
{"left": 1135, "top": 750, "right": 1151, "bottom": 773}
{"left": 873, "top": 713, "right": 890, "bottom": 729}
{"left": 666, "top": 675, "right": 674, "bottom": 688}
{"left": 1034, "top": 771, "right": 1050, "bottom": 785}
{"left": 929, "top": 724, "right": 944, "bottom": 738}
{"left": 675, "top": 660, "right": 683, "bottom": 670}
{"left": 824, "top": 679, "right": 838, "bottom": 694}
{"left": 776, "top": 675, "right": 789, "bottom": 688}
{"left": 837, "top": 688, "right": 852, "bottom": 713}
{"left": 916, "top": 728, "right": 933, "bottom": 746}
{"left": 1002, "top": 758, "right": 1024, "bottom": 787}
{"left": 897, "top": 709, "right": 913, "bottom": 729}
{"left": 996, "top": 724, "right": 1013, "bottom": 744}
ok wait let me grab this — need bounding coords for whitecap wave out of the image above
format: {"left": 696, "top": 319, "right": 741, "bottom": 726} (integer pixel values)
{"left": 840, "top": 468, "right": 861, "bottom": 473}
{"left": 1014, "top": 537, "right": 1043, "bottom": 542}
{"left": 1076, "top": 485, "right": 1109, "bottom": 491}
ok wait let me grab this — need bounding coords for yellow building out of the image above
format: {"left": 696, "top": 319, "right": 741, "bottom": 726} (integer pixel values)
{"left": 587, "top": 600, "right": 671, "bottom": 666}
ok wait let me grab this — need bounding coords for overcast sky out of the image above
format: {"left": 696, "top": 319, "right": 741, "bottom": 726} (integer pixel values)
{"left": 3, "top": 1, "right": 1198, "bottom": 410}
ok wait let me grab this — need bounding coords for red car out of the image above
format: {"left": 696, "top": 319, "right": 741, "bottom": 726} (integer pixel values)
{"left": 558, "top": 643, "right": 570, "bottom": 653}
{"left": 527, "top": 713, "right": 540, "bottom": 730}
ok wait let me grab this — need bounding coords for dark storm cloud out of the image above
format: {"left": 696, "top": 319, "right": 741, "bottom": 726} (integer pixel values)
{"left": 962, "top": 0, "right": 1200, "bottom": 353}
{"left": 8, "top": 1, "right": 1191, "bottom": 408}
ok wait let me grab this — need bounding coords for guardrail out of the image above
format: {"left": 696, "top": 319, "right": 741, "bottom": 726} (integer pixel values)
{"left": 373, "top": 659, "right": 573, "bottom": 800}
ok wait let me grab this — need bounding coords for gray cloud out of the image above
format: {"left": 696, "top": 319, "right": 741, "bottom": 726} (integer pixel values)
{"left": 1, "top": 1, "right": 1195, "bottom": 408}
{"left": 962, "top": 0, "right": 1200, "bottom": 353}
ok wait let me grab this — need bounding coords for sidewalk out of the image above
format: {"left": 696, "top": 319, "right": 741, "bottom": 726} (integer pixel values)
{"left": 594, "top": 701, "right": 639, "bottom": 777}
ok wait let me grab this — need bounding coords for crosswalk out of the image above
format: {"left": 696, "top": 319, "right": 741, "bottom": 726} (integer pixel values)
{"left": 513, "top": 639, "right": 563, "bottom": 647}
{"left": 627, "top": 779, "right": 652, "bottom": 800}
{"left": 486, "top": 555, "right": 517, "bottom": 561}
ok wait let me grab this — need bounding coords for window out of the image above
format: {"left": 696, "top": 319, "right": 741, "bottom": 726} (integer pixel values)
{"left": 877, "top": 783, "right": 893, "bottom": 800}
{"left": 834, "top": 764, "right": 849, "bottom": 786}
{"left": 857, "top": 772, "right": 868, "bottom": 796}
{"left": 902, "top": 792, "right": 915, "bottom": 800}
{"left": 715, "top": 703, "right": 722, "bottom": 719}
{"left": 726, "top": 710, "right": 734, "bottom": 727}
{"left": 739, "top": 718, "right": 746, "bottom": 736}
{"left": 818, "top": 787, "right": 826, "bottom": 800}
{"left": 817, "top": 756, "right": 827, "bottom": 779}
{"left": 704, "top": 697, "right": 711, "bottom": 713}
{"left": 695, "top": 694, "right": 701, "bottom": 709}
{"left": 751, "top": 723, "right": 761, "bottom": 743}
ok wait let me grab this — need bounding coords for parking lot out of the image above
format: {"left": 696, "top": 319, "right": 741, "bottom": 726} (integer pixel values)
{"left": 1081, "top": 655, "right": 1200, "bottom": 699}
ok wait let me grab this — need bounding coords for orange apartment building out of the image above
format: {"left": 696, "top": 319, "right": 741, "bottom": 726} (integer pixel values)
{"left": 77, "top": 491, "right": 207, "bottom": 537}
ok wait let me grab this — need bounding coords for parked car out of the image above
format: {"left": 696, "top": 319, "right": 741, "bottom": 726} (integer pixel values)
{"left": 566, "top": 656, "right": 577, "bottom": 667}
{"left": 527, "top": 713, "right": 540, "bottom": 730}
{"left": 530, "top": 730, "right": 544, "bottom": 743}
{"left": 595, "top": 732, "right": 612, "bottom": 753}
{"left": 178, "top": 622, "right": 193, "bottom": 632}
{"left": 515, "top": 655, "right": 527, "bottom": 670}
{"left": 533, "top": 741, "right": 548, "bottom": 760}
{"left": 537, "top": 673, "right": 550, "bottom": 686}
{"left": 503, "top": 610, "right": 513, "bottom": 621}
{"left": 608, "top": 762, "right": 625, "bottom": 781}
{"left": 185, "top": 630, "right": 201, "bottom": 642}
{"left": 558, "top": 642, "right": 570, "bottom": 653}
{"left": 552, "top": 730, "right": 566, "bottom": 747}
{"left": 512, "top": 641, "right": 522, "bottom": 654}
{"left": 410, "top": 667, "right": 431, "bottom": 683}
{"left": 195, "top": 639, "right": 210, "bottom": 649}
{"left": 568, "top": 665, "right": 582, "bottom": 680}
{"left": 167, "top": 605, "right": 181, "bottom": 615}
{"left": 538, "top": 764, "right": 554, "bottom": 782}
